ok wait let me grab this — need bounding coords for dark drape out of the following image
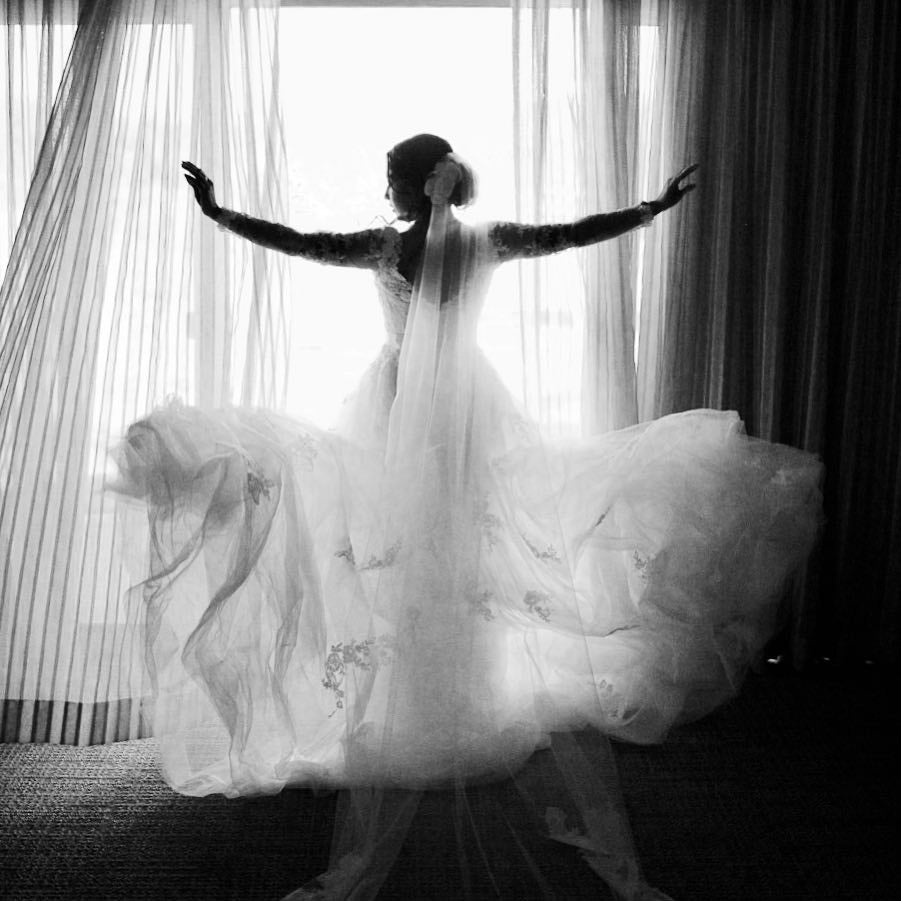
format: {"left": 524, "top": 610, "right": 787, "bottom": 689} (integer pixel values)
{"left": 653, "top": 0, "right": 900, "bottom": 666}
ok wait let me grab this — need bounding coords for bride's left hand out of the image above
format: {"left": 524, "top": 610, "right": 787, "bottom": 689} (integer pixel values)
{"left": 652, "top": 164, "right": 698, "bottom": 214}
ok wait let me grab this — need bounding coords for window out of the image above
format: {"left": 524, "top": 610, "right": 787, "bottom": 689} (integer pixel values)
{"left": 278, "top": 4, "right": 520, "bottom": 423}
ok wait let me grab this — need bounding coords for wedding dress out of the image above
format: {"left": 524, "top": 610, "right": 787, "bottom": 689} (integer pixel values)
{"left": 112, "top": 202, "right": 822, "bottom": 898}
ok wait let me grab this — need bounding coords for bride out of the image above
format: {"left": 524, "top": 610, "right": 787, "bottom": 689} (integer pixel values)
{"left": 116, "top": 134, "right": 822, "bottom": 899}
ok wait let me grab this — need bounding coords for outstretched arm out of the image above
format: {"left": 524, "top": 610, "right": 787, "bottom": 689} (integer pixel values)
{"left": 181, "top": 161, "right": 383, "bottom": 269}
{"left": 490, "top": 165, "right": 697, "bottom": 263}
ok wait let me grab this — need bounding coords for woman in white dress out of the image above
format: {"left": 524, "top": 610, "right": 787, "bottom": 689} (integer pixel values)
{"left": 116, "top": 134, "right": 822, "bottom": 899}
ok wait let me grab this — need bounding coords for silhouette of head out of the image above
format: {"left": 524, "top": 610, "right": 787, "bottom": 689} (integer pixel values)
{"left": 386, "top": 134, "right": 472, "bottom": 220}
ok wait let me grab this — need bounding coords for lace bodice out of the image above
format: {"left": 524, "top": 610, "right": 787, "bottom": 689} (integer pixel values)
{"left": 374, "top": 228, "right": 413, "bottom": 349}
{"left": 372, "top": 222, "right": 594, "bottom": 349}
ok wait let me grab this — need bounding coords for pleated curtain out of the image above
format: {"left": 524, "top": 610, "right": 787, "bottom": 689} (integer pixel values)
{"left": 513, "top": 0, "right": 900, "bottom": 667}
{"left": 636, "top": 0, "right": 900, "bottom": 666}
{"left": 2, "top": 0, "right": 898, "bottom": 748}
{"left": 0, "top": 0, "right": 289, "bottom": 744}
{"left": 512, "top": 0, "right": 643, "bottom": 437}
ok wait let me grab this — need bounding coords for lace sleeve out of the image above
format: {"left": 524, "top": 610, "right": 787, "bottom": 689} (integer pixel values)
{"left": 489, "top": 206, "right": 652, "bottom": 263}
{"left": 216, "top": 210, "right": 384, "bottom": 269}
{"left": 489, "top": 222, "right": 580, "bottom": 262}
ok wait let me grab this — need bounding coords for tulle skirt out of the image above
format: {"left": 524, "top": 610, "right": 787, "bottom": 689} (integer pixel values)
{"left": 112, "top": 346, "right": 822, "bottom": 798}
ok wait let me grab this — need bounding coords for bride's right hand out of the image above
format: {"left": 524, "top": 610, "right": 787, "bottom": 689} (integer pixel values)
{"left": 181, "top": 161, "right": 221, "bottom": 219}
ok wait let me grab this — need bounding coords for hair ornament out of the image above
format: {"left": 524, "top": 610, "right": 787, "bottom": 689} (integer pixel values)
{"left": 424, "top": 153, "right": 476, "bottom": 208}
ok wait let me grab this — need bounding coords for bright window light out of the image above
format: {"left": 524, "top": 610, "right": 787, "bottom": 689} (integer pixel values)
{"left": 279, "top": 6, "right": 520, "bottom": 424}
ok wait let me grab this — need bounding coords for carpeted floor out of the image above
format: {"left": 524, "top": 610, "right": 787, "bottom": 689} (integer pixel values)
{"left": 1, "top": 668, "right": 897, "bottom": 900}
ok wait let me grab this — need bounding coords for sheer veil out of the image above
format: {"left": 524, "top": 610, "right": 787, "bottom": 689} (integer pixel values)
{"left": 117, "top": 150, "right": 819, "bottom": 899}
{"left": 281, "top": 168, "right": 672, "bottom": 900}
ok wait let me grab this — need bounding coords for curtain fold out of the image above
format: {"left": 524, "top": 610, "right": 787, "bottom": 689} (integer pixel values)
{"left": 1, "top": 0, "right": 897, "bottom": 752}
{"left": 513, "top": 0, "right": 899, "bottom": 666}
{"left": 643, "top": 0, "right": 900, "bottom": 666}
{"left": 0, "top": 0, "right": 77, "bottom": 269}
{"left": 0, "top": 0, "right": 288, "bottom": 744}
{"left": 512, "top": 0, "right": 643, "bottom": 436}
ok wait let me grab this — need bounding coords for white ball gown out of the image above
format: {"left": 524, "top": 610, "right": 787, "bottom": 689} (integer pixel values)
{"left": 112, "top": 205, "right": 823, "bottom": 899}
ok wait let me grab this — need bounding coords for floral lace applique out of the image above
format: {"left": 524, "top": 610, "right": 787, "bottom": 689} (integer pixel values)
{"left": 335, "top": 544, "right": 355, "bottom": 566}
{"left": 291, "top": 433, "right": 318, "bottom": 468}
{"left": 524, "top": 535, "right": 562, "bottom": 563}
{"left": 321, "top": 609, "right": 421, "bottom": 711}
{"left": 375, "top": 227, "right": 412, "bottom": 300}
{"left": 379, "top": 226, "right": 403, "bottom": 272}
{"left": 358, "top": 539, "right": 401, "bottom": 571}
{"left": 595, "top": 678, "right": 628, "bottom": 720}
{"left": 474, "top": 496, "right": 503, "bottom": 550}
{"left": 244, "top": 458, "right": 275, "bottom": 505}
{"left": 632, "top": 551, "right": 651, "bottom": 581}
{"left": 465, "top": 582, "right": 496, "bottom": 622}
{"left": 489, "top": 221, "right": 582, "bottom": 263}
{"left": 335, "top": 538, "right": 401, "bottom": 571}
{"left": 524, "top": 589, "right": 552, "bottom": 622}
{"left": 322, "top": 636, "right": 396, "bottom": 710}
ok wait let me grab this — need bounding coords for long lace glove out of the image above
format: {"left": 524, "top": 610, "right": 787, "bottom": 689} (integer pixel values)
{"left": 181, "top": 161, "right": 383, "bottom": 266}
{"left": 214, "top": 210, "right": 384, "bottom": 268}
{"left": 488, "top": 163, "right": 699, "bottom": 262}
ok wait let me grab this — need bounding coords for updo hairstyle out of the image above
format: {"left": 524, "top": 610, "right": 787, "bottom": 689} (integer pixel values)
{"left": 387, "top": 134, "right": 477, "bottom": 216}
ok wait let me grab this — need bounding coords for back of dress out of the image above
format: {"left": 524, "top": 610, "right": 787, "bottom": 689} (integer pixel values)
{"left": 112, "top": 201, "right": 822, "bottom": 900}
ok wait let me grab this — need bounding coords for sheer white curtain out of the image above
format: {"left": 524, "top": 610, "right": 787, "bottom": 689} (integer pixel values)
{"left": 0, "top": 0, "right": 288, "bottom": 744}
{"left": 512, "top": 0, "right": 650, "bottom": 436}
{"left": 1, "top": 0, "right": 653, "bottom": 748}
{"left": 1, "top": 0, "right": 77, "bottom": 267}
